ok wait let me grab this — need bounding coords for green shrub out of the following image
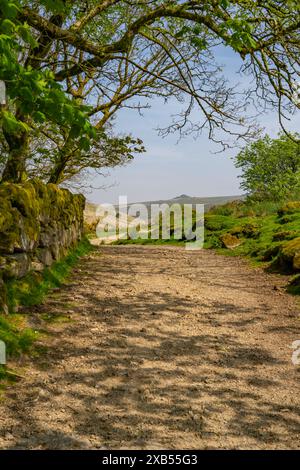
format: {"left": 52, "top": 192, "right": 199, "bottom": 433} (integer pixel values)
{"left": 209, "top": 201, "right": 243, "bottom": 216}
{"left": 204, "top": 215, "right": 236, "bottom": 232}
{"left": 0, "top": 315, "right": 38, "bottom": 358}
{"left": 205, "top": 234, "right": 223, "bottom": 248}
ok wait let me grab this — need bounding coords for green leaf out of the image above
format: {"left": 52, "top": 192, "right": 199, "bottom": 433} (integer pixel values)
{"left": 246, "top": 35, "right": 257, "bottom": 49}
{"left": 0, "top": 19, "right": 16, "bottom": 34}
{"left": 190, "top": 37, "right": 207, "bottom": 49}
{"left": 175, "top": 25, "right": 190, "bottom": 38}
{"left": 0, "top": 1, "right": 19, "bottom": 18}
{"left": 220, "top": 0, "right": 230, "bottom": 9}
{"left": 69, "top": 125, "right": 81, "bottom": 139}
{"left": 39, "top": 0, "right": 66, "bottom": 14}
{"left": 79, "top": 137, "right": 91, "bottom": 152}
{"left": 17, "top": 24, "right": 39, "bottom": 48}
{"left": 2, "top": 111, "right": 30, "bottom": 133}
{"left": 19, "top": 86, "right": 34, "bottom": 102}
{"left": 63, "top": 104, "right": 74, "bottom": 121}
{"left": 32, "top": 111, "right": 46, "bottom": 123}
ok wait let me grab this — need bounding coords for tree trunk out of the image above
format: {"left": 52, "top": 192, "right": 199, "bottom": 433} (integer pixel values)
{"left": 1, "top": 129, "right": 28, "bottom": 183}
{"left": 48, "top": 135, "right": 73, "bottom": 184}
{"left": 1, "top": 12, "right": 65, "bottom": 184}
{"left": 48, "top": 156, "right": 68, "bottom": 184}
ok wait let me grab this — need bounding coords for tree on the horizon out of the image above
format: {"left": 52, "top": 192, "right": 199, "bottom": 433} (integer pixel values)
{"left": 0, "top": 0, "right": 299, "bottom": 185}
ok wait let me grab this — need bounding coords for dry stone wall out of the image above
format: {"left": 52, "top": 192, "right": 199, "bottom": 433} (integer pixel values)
{"left": 0, "top": 180, "right": 85, "bottom": 314}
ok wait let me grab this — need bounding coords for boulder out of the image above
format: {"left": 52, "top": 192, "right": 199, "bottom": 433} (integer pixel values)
{"left": 39, "top": 228, "right": 55, "bottom": 248}
{"left": 3, "top": 253, "right": 31, "bottom": 279}
{"left": 231, "top": 222, "right": 260, "bottom": 239}
{"left": 51, "top": 242, "right": 61, "bottom": 261}
{"left": 31, "top": 261, "right": 45, "bottom": 272}
{"left": 219, "top": 233, "right": 242, "bottom": 249}
{"left": 278, "top": 237, "right": 300, "bottom": 272}
{"left": 36, "top": 248, "right": 54, "bottom": 267}
{"left": 294, "top": 252, "right": 300, "bottom": 270}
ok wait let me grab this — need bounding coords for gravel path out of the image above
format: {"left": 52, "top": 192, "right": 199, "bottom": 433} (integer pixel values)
{"left": 0, "top": 245, "right": 299, "bottom": 449}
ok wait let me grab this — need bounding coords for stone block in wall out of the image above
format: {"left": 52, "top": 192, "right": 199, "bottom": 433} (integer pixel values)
{"left": 0, "top": 232, "right": 16, "bottom": 254}
{"left": 1, "top": 253, "right": 31, "bottom": 279}
{"left": 39, "top": 228, "right": 55, "bottom": 248}
{"left": 50, "top": 242, "right": 61, "bottom": 261}
{"left": 31, "top": 261, "right": 44, "bottom": 272}
{"left": 0, "top": 183, "right": 40, "bottom": 254}
{"left": 16, "top": 217, "right": 39, "bottom": 253}
{"left": 36, "top": 248, "right": 54, "bottom": 267}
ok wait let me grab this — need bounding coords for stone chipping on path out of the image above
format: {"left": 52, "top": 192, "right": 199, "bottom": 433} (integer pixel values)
{"left": 0, "top": 245, "right": 299, "bottom": 449}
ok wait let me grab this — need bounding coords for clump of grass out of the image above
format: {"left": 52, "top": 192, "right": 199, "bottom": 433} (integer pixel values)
{"left": 0, "top": 314, "right": 39, "bottom": 383}
{"left": 0, "top": 314, "right": 38, "bottom": 357}
{"left": 41, "top": 313, "right": 73, "bottom": 324}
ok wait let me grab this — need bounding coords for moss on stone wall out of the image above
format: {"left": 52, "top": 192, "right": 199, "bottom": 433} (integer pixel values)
{"left": 0, "top": 180, "right": 85, "bottom": 314}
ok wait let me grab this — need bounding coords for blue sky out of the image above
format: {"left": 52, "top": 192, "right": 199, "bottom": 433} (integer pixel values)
{"left": 89, "top": 47, "right": 300, "bottom": 205}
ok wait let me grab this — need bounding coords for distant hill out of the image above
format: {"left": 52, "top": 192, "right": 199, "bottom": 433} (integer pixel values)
{"left": 172, "top": 194, "right": 191, "bottom": 200}
{"left": 85, "top": 194, "right": 245, "bottom": 224}
{"left": 134, "top": 194, "right": 245, "bottom": 210}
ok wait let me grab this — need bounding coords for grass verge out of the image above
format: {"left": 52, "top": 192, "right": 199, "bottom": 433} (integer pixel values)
{"left": 0, "top": 237, "right": 93, "bottom": 384}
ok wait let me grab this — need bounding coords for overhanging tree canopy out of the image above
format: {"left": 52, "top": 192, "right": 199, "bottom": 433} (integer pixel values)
{"left": 0, "top": 0, "right": 299, "bottom": 184}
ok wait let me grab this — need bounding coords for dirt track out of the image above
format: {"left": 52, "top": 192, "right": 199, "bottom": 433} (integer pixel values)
{"left": 0, "top": 245, "right": 299, "bottom": 449}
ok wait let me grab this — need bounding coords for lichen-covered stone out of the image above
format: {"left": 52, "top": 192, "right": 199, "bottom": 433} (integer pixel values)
{"left": 36, "top": 248, "right": 53, "bottom": 267}
{"left": 230, "top": 222, "right": 260, "bottom": 239}
{"left": 219, "top": 233, "right": 242, "bottom": 249}
{"left": 3, "top": 253, "right": 31, "bottom": 279}
{"left": 241, "top": 222, "right": 260, "bottom": 238}
{"left": 294, "top": 253, "right": 300, "bottom": 270}
{"left": 278, "top": 237, "right": 300, "bottom": 272}
{"left": 31, "top": 261, "right": 44, "bottom": 272}
{"left": 39, "top": 228, "right": 55, "bottom": 248}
